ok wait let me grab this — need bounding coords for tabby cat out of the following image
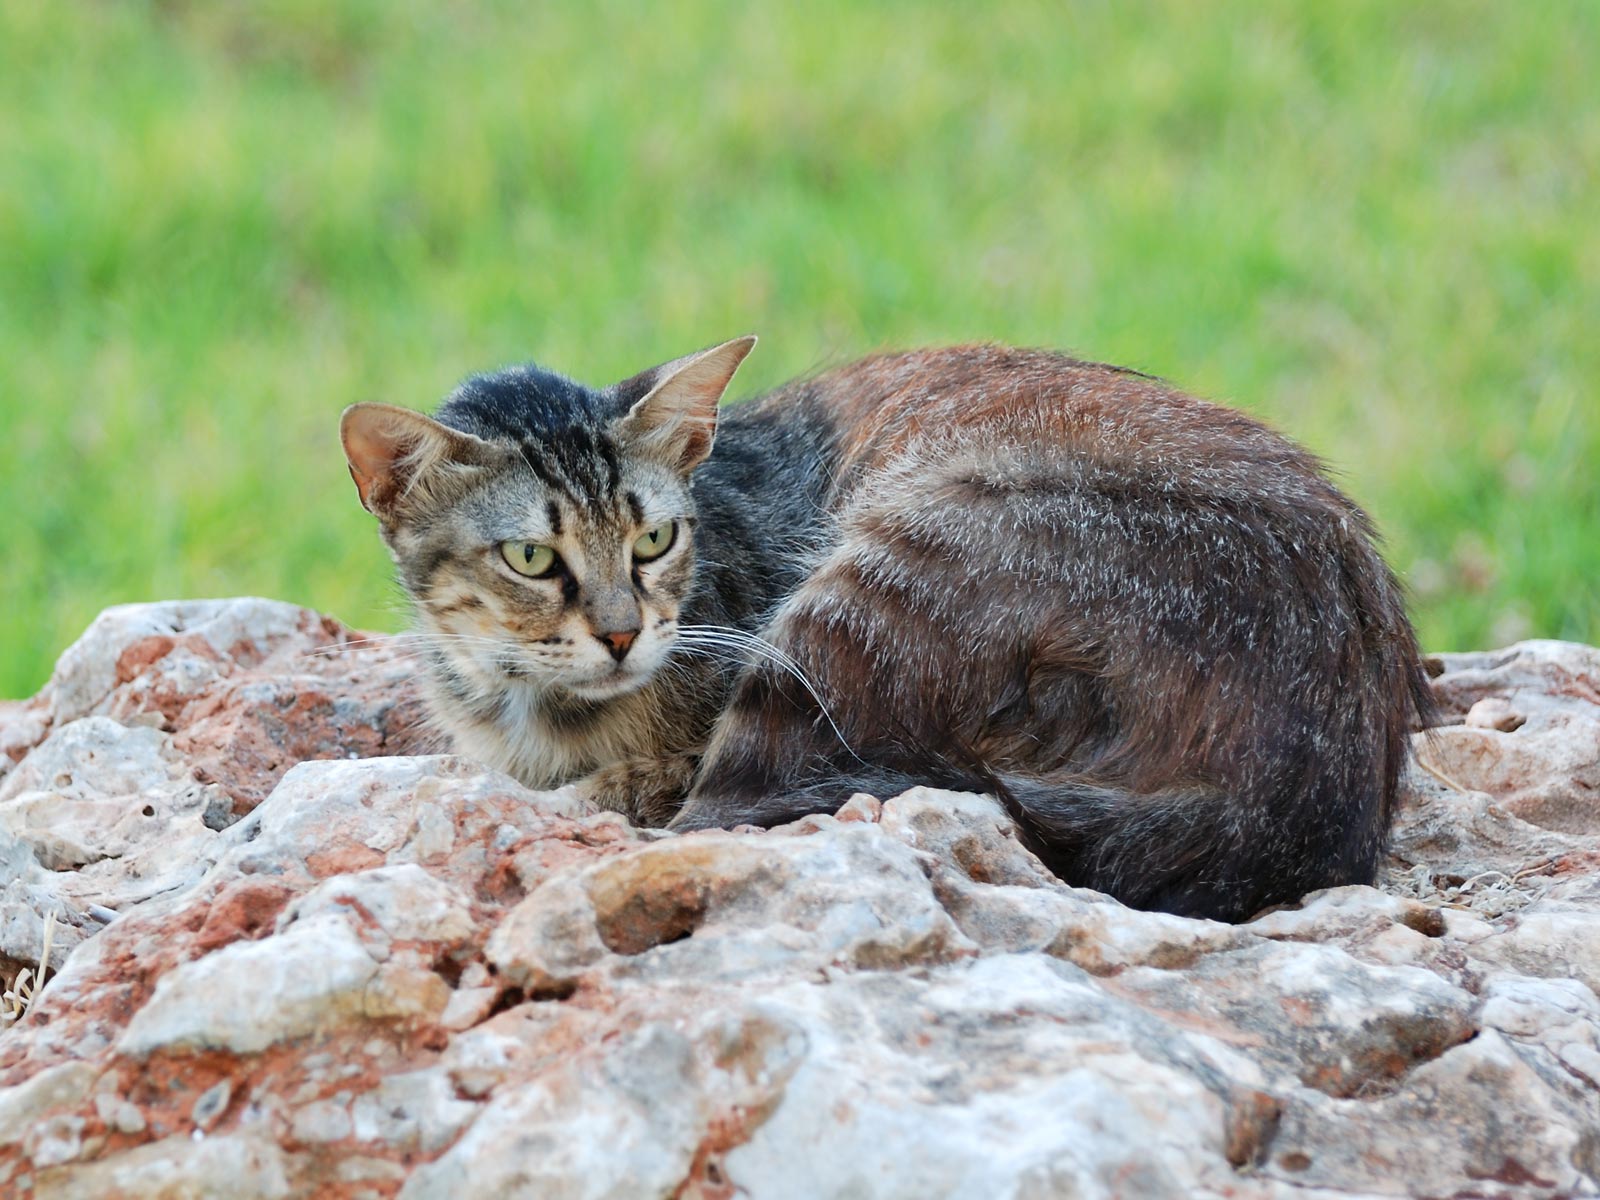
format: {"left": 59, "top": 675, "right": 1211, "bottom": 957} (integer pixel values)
{"left": 341, "top": 339, "right": 1432, "bottom": 922}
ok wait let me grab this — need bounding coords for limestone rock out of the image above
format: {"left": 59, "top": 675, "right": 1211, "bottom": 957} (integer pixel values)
{"left": 1, "top": 607, "right": 1597, "bottom": 1198}
{"left": 1419, "top": 640, "right": 1600, "bottom": 836}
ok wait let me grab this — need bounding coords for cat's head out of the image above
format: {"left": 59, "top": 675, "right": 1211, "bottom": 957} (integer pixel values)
{"left": 341, "top": 336, "right": 756, "bottom": 703}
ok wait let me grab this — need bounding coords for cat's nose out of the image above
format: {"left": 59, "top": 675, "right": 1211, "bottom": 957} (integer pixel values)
{"left": 597, "top": 629, "right": 638, "bottom": 662}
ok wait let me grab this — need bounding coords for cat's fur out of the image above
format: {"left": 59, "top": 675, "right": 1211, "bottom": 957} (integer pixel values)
{"left": 342, "top": 339, "right": 1433, "bottom": 922}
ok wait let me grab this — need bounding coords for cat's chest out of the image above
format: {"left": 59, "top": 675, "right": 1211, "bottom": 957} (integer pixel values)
{"left": 430, "top": 678, "right": 668, "bottom": 790}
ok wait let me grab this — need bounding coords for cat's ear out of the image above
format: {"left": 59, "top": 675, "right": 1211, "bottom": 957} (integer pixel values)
{"left": 340, "top": 403, "right": 492, "bottom": 518}
{"left": 613, "top": 336, "right": 757, "bottom": 472}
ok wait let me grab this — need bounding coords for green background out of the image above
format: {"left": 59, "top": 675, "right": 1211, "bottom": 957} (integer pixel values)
{"left": 3, "top": 1, "right": 1597, "bottom": 698}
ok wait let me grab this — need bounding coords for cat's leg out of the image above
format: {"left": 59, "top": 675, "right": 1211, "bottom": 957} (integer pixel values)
{"left": 572, "top": 754, "right": 698, "bottom": 827}
{"left": 670, "top": 531, "right": 985, "bottom": 831}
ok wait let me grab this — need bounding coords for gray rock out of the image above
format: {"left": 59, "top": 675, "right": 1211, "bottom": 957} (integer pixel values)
{"left": 1, "top": 602, "right": 1598, "bottom": 1198}
{"left": 31, "top": 1133, "right": 294, "bottom": 1200}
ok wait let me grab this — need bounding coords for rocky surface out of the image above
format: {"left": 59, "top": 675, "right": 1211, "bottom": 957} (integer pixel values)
{"left": 2, "top": 601, "right": 1598, "bottom": 1198}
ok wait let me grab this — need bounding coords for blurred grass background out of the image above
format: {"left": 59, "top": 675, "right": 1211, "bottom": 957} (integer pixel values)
{"left": 2, "top": 1, "right": 1597, "bottom": 697}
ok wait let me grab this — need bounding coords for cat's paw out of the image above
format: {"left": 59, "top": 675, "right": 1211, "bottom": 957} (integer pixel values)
{"left": 544, "top": 781, "right": 591, "bottom": 814}
{"left": 570, "top": 755, "right": 697, "bottom": 828}
{"left": 565, "top": 769, "right": 637, "bottom": 820}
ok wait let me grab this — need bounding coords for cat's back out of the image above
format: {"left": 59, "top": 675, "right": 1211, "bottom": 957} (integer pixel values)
{"left": 747, "top": 346, "right": 1346, "bottom": 522}
{"left": 727, "top": 344, "right": 1420, "bottom": 794}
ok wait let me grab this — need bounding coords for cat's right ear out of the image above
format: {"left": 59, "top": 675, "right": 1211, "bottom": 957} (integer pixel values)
{"left": 340, "top": 403, "right": 490, "bottom": 518}
{"left": 612, "top": 336, "right": 757, "bottom": 473}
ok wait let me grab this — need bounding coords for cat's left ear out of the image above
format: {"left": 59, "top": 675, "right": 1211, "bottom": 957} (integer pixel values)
{"left": 612, "top": 336, "right": 757, "bottom": 473}
{"left": 340, "top": 403, "right": 493, "bottom": 519}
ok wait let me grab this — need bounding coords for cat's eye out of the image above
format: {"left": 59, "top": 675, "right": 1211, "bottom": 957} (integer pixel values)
{"left": 500, "top": 541, "right": 559, "bottom": 578}
{"left": 632, "top": 521, "right": 677, "bottom": 562}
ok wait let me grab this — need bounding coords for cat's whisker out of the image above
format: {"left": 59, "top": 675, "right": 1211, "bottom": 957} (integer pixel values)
{"left": 672, "top": 635, "right": 817, "bottom": 698}
{"left": 673, "top": 646, "right": 863, "bottom": 766}
{"left": 320, "top": 630, "right": 509, "bottom": 644}
{"left": 676, "top": 625, "right": 822, "bottom": 684}
{"left": 299, "top": 630, "right": 527, "bottom": 663}
{"left": 672, "top": 627, "right": 863, "bottom": 764}
{"left": 304, "top": 633, "right": 510, "bottom": 654}
{"left": 674, "top": 630, "right": 811, "bottom": 676}
{"left": 652, "top": 657, "right": 707, "bottom": 692}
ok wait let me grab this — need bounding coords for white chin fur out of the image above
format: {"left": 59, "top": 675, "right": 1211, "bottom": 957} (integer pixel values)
{"left": 563, "top": 671, "right": 653, "bottom": 702}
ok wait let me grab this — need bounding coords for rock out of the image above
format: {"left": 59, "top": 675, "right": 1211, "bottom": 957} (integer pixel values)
{"left": 0, "top": 600, "right": 429, "bottom": 991}
{"left": 0, "top": 702, "right": 51, "bottom": 786}
{"left": 0, "top": 1063, "right": 97, "bottom": 1151}
{"left": 1, "top": 604, "right": 1598, "bottom": 1197}
{"left": 1466, "top": 695, "right": 1528, "bottom": 732}
{"left": 19, "top": 598, "right": 428, "bottom": 820}
{"left": 485, "top": 820, "right": 976, "bottom": 993}
{"left": 30, "top": 1134, "right": 294, "bottom": 1200}
{"left": 1417, "top": 641, "right": 1600, "bottom": 836}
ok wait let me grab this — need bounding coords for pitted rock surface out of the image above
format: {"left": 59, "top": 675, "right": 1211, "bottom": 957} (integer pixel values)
{"left": 2, "top": 601, "right": 1598, "bottom": 1198}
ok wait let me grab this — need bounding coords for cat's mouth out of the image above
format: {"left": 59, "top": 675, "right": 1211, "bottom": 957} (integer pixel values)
{"left": 563, "top": 669, "right": 651, "bottom": 701}
{"left": 471, "top": 640, "right": 658, "bottom": 701}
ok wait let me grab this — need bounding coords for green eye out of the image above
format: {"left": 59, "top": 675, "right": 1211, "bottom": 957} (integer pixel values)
{"left": 500, "top": 541, "right": 558, "bottom": 578}
{"left": 632, "top": 521, "right": 677, "bottom": 562}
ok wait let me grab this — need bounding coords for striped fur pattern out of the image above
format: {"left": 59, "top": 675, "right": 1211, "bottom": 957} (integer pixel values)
{"left": 343, "top": 341, "right": 1433, "bottom": 921}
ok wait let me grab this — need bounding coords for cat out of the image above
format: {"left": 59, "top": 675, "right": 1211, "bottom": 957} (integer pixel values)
{"left": 341, "top": 338, "right": 1433, "bottom": 922}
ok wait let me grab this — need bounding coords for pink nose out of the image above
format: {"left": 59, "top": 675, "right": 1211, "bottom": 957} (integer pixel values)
{"left": 598, "top": 630, "right": 638, "bottom": 662}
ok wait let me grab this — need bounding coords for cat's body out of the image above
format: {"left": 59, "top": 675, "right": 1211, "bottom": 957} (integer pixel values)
{"left": 343, "top": 341, "right": 1432, "bottom": 922}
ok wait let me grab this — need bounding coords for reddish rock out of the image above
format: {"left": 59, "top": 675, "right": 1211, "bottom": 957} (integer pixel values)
{"left": 1, "top": 605, "right": 1597, "bottom": 1198}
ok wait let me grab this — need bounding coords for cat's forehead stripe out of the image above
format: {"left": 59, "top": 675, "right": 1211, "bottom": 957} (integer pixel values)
{"left": 516, "top": 441, "right": 577, "bottom": 501}
{"left": 516, "top": 428, "right": 622, "bottom": 504}
{"left": 593, "top": 430, "right": 622, "bottom": 494}
{"left": 520, "top": 486, "right": 669, "bottom": 546}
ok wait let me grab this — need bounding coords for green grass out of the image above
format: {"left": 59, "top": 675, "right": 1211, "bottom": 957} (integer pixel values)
{"left": 3, "top": 1, "right": 1597, "bottom": 698}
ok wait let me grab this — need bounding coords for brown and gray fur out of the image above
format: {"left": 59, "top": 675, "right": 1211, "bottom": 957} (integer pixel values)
{"left": 342, "top": 340, "right": 1433, "bottom": 922}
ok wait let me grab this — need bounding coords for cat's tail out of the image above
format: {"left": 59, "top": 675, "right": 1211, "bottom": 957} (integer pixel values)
{"left": 673, "top": 752, "right": 1245, "bottom": 911}
{"left": 675, "top": 758, "right": 1291, "bottom": 924}
{"left": 969, "top": 769, "right": 1258, "bottom": 920}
